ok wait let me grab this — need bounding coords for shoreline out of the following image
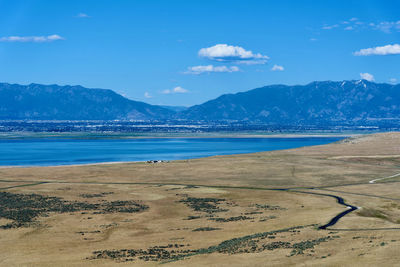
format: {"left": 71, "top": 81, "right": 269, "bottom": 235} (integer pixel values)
{"left": 0, "top": 134, "right": 349, "bottom": 169}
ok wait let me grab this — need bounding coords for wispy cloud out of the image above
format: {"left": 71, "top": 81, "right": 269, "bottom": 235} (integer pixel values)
{"left": 198, "top": 44, "right": 268, "bottom": 64}
{"left": 322, "top": 24, "right": 339, "bottom": 30}
{"left": 0, "top": 34, "right": 64, "bottom": 42}
{"left": 323, "top": 19, "right": 357, "bottom": 31}
{"left": 371, "top": 21, "right": 400, "bottom": 33}
{"left": 162, "top": 86, "right": 188, "bottom": 94}
{"left": 144, "top": 92, "right": 152, "bottom": 98}
{"left": 271, "top": 64, "right": 284, "bottom": 71}
{"left": 184, "top": 65, "right": 239, "bottom": 74}
{"left": 389, "top": 78, "right": 397, "bottom": 84}
{"left": 76, "top": 13, "right": 90, "bottom": 18}
{"left": 360, "top": 72, "right": 374, "bottom": 81}
{"left": 354, "top": 44, "right": 400, "bottom": 56}
{"left": 320, "top": 18, "right": 400, "bottom": 33}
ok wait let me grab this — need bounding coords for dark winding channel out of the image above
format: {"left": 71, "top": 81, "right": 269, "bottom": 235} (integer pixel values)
{"left": 287, "top": 190, "right": 358, "bottom": 229}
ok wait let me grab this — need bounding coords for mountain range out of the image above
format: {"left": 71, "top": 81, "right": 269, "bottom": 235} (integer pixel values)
{"left": 0, "top": 83, "right": 174, "bottom": 120}
{"left": 1, "top": 80, "right": 399, "bottom": 126}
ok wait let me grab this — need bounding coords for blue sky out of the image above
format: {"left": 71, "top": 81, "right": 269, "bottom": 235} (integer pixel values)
{"left": 0, "top": 0, "right": 399, "bottom": 106}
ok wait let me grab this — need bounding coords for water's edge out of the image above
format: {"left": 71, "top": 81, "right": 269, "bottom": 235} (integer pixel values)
{"left": 0, "top": 136, "right": 345, "bottom": 167}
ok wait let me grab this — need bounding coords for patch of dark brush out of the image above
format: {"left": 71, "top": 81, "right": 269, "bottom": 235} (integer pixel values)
{"left": 209, "top": 215, "right": 254, "bottom": 222}
{"left": 192, "top": 227, "right": 221, "bottom": 232}
{"left": 90, "top": 244, "right": 193, "bottom": 262}
{"left": 91, "top": 225, "right": 334, "bottom": 263}
{"left": 252, "top": 204, "right": 286, "bottom": 211}
{"left": 0, "top": 191, "right": 148, "bottom": 229}
{"left": 79, "top": 192, "right": 114, "bottom": 198}
{"left": 179, "top": 197, "right": 228, "bottom": 214}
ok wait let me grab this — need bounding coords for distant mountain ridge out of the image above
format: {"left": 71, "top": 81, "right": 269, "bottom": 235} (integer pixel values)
{"left": 0, "top": 83, "right": 174, "bottom": 120}
{"left": 179, "top": 80, "right": 400, "bottom": 125}
{"left": 0, "top": 80, "right": 399, "bottom": 125}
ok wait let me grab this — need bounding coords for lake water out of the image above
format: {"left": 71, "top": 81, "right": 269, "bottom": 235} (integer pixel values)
{"left": 0, "top": 137, "right": 343, "bottom": 166}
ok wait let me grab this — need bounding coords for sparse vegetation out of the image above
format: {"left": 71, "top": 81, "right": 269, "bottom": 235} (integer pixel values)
{"left": 0, "top": 191, "right": 148, "bottom": 229}
{"left": 253, "top": 204, "right": 286, "bottom": 210}
{"left": 91, "top": 244, "right": 193, "bottom": 262}
{"left": 91, "top": 225, "right": 336, "bottom": 263}
{"left": 79, "top": 192, "right": 114, "bottom": 198}
{"left": 290, "top": 237, "right": 335, "bottom": 256}
{"left": 192, "top": 227, "right": 221, "bottom": 232}
{"left": 209, "top": 215, "right": 253, "bottom": 222}
{"left": 179, "top": 197, "right": 228, "bottom": 214}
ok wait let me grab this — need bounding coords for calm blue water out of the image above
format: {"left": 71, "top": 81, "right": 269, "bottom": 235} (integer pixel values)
{"left": 0, "top": 137, "right": 343, "bottom": 166}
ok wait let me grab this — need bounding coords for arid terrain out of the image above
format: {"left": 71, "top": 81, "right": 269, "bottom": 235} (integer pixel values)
{"left": 1, "top": 132, "right": 400, "bottom": 266}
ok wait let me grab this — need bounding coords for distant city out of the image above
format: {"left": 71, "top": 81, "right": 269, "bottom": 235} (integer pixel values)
{"left": 0, "top": 120, "right": 393, "bottom": 133}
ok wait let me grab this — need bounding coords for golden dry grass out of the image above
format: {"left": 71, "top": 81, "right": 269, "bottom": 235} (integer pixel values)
{"left": 0, "top": 132, "right": 400, "bottom": 266}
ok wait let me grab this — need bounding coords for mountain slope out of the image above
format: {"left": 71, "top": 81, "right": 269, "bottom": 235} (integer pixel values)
{"left": 2, "top": 80, "right": 400, "bottom": 125}
{"left": 0, "top": 83, "right": 174, "bottom": 120}
{"left": 179, "top": 80, "right": 400, "bottom": 125}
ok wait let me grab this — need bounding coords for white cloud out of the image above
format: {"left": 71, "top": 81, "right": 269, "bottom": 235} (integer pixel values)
{"left": 162, "top": 86, "right": 188, "bottom": 94}
{"left": 198, "top": 44, "right": 268, "bottom": 64}
{"left": 372, "top": 21, "right": 400, "bottom": 33}
{"left": 0, "top": 34, "right": 64, "bottom": 42}
{"left": 47, "top": 35, "right": 63, "bottom": 41}
{"left": 360, "top": 73, "right": 375, "bottom": 81}
{"left": 310, "top": 38, "right": 317, "bottom": 41}
{"left": 185, "top": 65, "right": 239, "bottom": 74}
{"left": 271, "top": 64, "right": 284, "bottom": 71}
{"left": 322, "top": 24, "right": 339, "bottom": 30}
{"left": 321, "top": 18, "right": 400, "bottom": 34}
{"left": 144, "top": 92, "right": 152, "bottom": 98}
{"left": 77, "top": 13, "right": 90, "bottom": 18}
{"left": 354, "top": 44, "right": 400, "bottom": 56}
{"left": 389, "top": 78, "right": 397, "bottom": 84}
{"left": 173, "top": 86, "right": 188, "bottom": 93}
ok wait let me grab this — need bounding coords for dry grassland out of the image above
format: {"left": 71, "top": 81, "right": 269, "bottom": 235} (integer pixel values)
{"left": 0, "top": 132, "right": 400, "bottom": 266}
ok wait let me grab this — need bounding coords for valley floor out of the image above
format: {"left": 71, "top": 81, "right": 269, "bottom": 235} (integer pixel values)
{"left": 1, "top": 132, "right": 400, "bottom": 266}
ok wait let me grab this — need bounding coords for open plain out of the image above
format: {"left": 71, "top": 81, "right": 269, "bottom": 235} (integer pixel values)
{"left": 1, "top": 132, "right": 400, "bottom": 266}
